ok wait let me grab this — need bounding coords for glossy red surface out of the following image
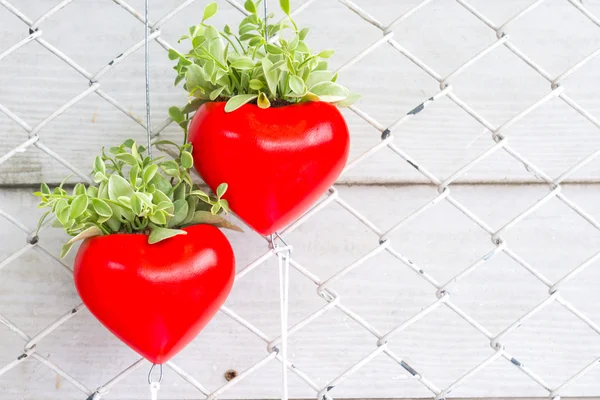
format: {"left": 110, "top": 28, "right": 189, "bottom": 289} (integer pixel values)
{"left": 73, "top": 225, "right": 235, "bottom": 364}
{"left": 189, "top": 102, "right": 350, "bottom": 235}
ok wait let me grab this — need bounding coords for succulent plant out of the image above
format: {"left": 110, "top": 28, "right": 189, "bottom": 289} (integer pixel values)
{"left": 34, "top": 140, "right": 240, "bottom": 257}
{"left": 169, "top": 0, "right": 360, "bottom": 113}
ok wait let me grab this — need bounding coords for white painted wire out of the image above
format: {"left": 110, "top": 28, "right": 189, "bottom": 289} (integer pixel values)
{"left": 278, "top": 246, "right": 291, "bottom": 400}
{"left": 0, "top": 0, "right": 599, "bottom": 399}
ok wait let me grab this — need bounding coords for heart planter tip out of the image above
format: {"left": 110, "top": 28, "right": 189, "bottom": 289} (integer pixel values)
{"left": 74, "top": 224, "right": 235, "bottom": 364}
{"left": 189, "top": 101, "right": 350, "bottom": 235}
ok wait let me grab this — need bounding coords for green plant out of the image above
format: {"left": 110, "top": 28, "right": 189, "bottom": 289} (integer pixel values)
{"left": 34, "top": 140, "right": 241, "bottom": 258}
{"left": 169, "top": 0, "right": 360, "bottom": 114}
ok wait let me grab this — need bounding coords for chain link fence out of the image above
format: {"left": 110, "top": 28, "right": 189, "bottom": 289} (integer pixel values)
{"left": 1, "top": 0, "right": 600, "bottom": 399}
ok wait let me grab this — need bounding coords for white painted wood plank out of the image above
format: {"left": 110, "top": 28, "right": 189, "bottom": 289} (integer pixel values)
{"left": 1, "top": 0, "right": 600, "bottom": 184}
{"left": 1, "top": 185, "right": 599, "bottom": 399}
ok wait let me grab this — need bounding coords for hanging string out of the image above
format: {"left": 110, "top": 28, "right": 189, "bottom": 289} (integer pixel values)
{"left": 144, "top": 0, "right": 152, "bottom": 158}
{"left": 263, "top": 0, "right": 269, "bottom": 41}
{"left": 143, "top": 5, "right": 158, "bottom": 398}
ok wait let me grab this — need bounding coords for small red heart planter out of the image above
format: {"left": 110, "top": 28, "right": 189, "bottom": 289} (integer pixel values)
{"left": 189, "top": 102, "right": 350, "bottom": 235}
{"left": 74, "top": 224, "right": 235, "bottom": 364}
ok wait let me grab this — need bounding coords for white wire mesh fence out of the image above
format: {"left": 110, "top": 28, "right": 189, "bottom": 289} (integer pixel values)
{"left": 1, "top": 0, "right": 600, "bottom": 399}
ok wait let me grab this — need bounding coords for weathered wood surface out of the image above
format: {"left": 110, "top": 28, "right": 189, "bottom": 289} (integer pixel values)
{"left": 1, "top": 184, "right": 600, "bottom": 399}
{"left": 1, "top": 0, "right": 600, "bottom": 185}
{"left": 2, "top": 0, "right": 600, "bottom": 398}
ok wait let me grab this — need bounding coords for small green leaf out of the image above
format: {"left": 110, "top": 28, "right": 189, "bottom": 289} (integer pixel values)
{"left": 56, "top": 206, "right": 69, "bottom": 225}
{"left": 181, "top": 151, "right": 194, "bottom": 169}
{"left": 240, "top": 33, "right": 261, "bottom": 42}
{"left": 334, "top": 92, "right": 361, "bottom": 107}
{"left": 318, "top": 49, "right": 335, "bottom": 58}
{"left": 130, "top": 193, "right": 143, "bottom": 214}
{"left": 94, "top": 156, "right": 105, "bottom": 174}
{"left": 257, "top": 92, "right": 271, "bottom": 109}
{"left": 280, "top": 0, "right": 290, "bottom": 15}
{"left": 115, "top": 153, "right": 139, "bottom": 166}
{"left": 182, "top": 98, "right": 207, "bottom": 114}
{"left": 136, "top": 192, "right": 153, "bottom": 207}
{"left": 143, "top": 164, "right": 158, "bottom": 184}
{"left": 149, "top": 173, "right": 171, "bottom": 195}
{"left": 299, "top": 27, "right": 310, "bottom": 40}
{"left": 211, "top": 202, "right": 222, "bottom": 214}
{"left": 168, "top": 106, "right": 185, "bottom": 123}
{"left": 185, "top": 64, "right": 206, "bottom": 93}
{"left": 106, "top": 212, "right": 121, "bottom": 232}
{"left": 67, "top": 225, "right": 103, "bottom": 244}
{"left": 296, "top": 41, "right": 310, "bottom": 53}
{"left": 239, "top": 24, "right": 257, "bottom": 35}
{"left": 155, "top": 200, "right": 174, "bottom": 213}
{"left": 148, "top": 227, "right": 187, "bottom": 244}
{"left": 185, "top": 210, "right": 223, "bottom": 225}
{"left": 190, "top": 189, "right": 211, "bottom": 203}
{"left": 91, "top": 198, "right": 112, "bottom": 218}
{"left": 161, "top": 160, "right": 181, "bottom": 177}
{"left": 309, "top": 81, "right": 349, "bottom": 102}
{"left": 87, "top": 185, "right": 98, "bottom": 198}
{"left": 306, "top": 71, "right": 335, "bottom": 90}
{"left": 265, "top": 43, "right": 284, "bottom": 54}
{"left": 202, "top": 2, "right": 218, "bottom": 22}
{"left": 108, "top": 174, "right": 134, "bottom": 201}
{"left": 218, "top": 199, "right": 231, "bottom": 213}
{"left": 169, "top": 48, "right": 182, "bottom": 60}
{"left": 289, "top": 75, "right": 306, "bottom": 95}
{"left": 117, "top": 196, "right": 132, "bottom": 209}
{"left": 315, "top": 61, "right": 329, "bottom": 71}
{"left": 168, "top": 199, "right": 189, "bottom": 228}
{"left": 60, "top": 242, "right": 75, "bottom": 258}
{"left": 129, "top": 164, "right": 140, "bottom": 188}
{"left": 173, "top": 183, "right": 186, "bottom": 202}
{"left": 74, "top": 183, "right": 86, "bottom": 196}
{"left": 249, "top": 79, "right": 264, "bottom": 90}
{"left": 231, "top": 58, "right": 255, "bottom": 71}
{"left": 183, "top": 196, "right": 198, "bottom": 224}
{"left": 131, "top": 142, "right": 140, "bottom": 160}
{"left": 262, "top": 59, "right": 279, "bottom": 97}
{"left": 248, "top": 36, "right": 263, "bottom": 46}
{"left": 216, "top": 183, "right": 228, "bottom": 198}
{"left": 69, "top": 195, "right": 88, "bottom": 219}
{"left": 35, "top": 210, "right": 51, "bottom": 235}
{"left": 288, "top": 36, "right": 299, "bottom": 51}
{"left": 244, "top": 0, "right": 257, "bottom": 13}
{"left": 225, "top": 94, "right": 258, "bottom": 112}
{"left": 213, "top": 218, "right": 244, "bottom": 233}
{"left": 302, "top": 91, "right": 320, "bottom": 102}
{"left": 93, "top": 171, "right": 107, "bottom": 183}
{"left": 149, "top": 210, "right": 167, "bottom": 225}
{"left": 41, "top": 182, "right": 51, "bottom": 196}
{"left": 209, "top": 86, "right": 226, "bottom": 101}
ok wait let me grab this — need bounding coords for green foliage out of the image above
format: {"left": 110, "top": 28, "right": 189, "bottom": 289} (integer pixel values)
{"left": 34, "top": 140, "right": 241, "bottom": 257}
{"left": 170, "top": 0, "right": 359, "bottom": 113}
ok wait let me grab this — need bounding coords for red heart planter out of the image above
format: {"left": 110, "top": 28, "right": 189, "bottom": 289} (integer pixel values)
{"left": 73, "top": 225, "right": 235, "bottom": 364}
{"left": 189, "top": 101, "right": 350, "bottom": 235}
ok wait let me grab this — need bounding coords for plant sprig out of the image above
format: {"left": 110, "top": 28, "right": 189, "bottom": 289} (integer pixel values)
{"left": 34, "top": 140, "right": 241, "bottom": 258}
{"left": 169, "top": 0, "right": 360, "bottom": 113}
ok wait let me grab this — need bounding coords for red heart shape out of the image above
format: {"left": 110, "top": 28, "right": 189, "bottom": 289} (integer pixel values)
{"left": 189, "top": 102, "right": 350, "bottom": 235}
{"left": 73, "top": 225, "right": 235, "bottom": 364}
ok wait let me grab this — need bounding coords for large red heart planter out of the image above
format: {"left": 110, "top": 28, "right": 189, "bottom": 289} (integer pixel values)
{"left": 73, "top": 225, "right": 235, "bottom": 364}
{"left": 189, "top": 102, "right": 350, "bottom": 235}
